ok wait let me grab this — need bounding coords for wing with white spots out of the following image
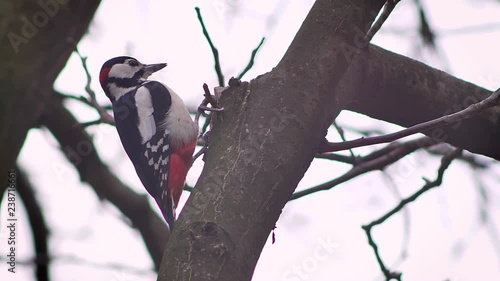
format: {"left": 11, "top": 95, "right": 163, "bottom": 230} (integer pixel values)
{"left": 112, "top": 82, "right": 175, "bottom": 228}
{"left": 136, "top": 82, "right": 176, "bottom": 228}
{"left": 139, "top": 129, "right": 175, "bottom": 228}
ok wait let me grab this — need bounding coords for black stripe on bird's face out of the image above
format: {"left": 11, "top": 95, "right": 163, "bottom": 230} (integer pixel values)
{"left": 100, "top": 57, "right": 167, "bottom": 102}
{"left": 107, "top": 70, "right": 145, "bottom": 88}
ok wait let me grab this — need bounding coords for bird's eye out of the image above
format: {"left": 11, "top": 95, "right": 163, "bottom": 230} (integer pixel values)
{"left": 128, "top": 60, "right": 139, "bottom": 67}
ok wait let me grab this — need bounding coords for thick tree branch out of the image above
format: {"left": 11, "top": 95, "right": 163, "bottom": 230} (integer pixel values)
{"left": 42, "top": 95, "right": 167, "bottom": 271}
{"left": 337, "top": 44, "right": 500, "bottom": 160}
{"left": 322, "top": 88, "right": 499, "bottom": 153}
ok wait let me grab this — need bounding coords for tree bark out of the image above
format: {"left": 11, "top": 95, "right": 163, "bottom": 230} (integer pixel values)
{"left": 158, "top": 0, "right": 387, "bottom": 280}
{"left": 337, "top": 45, "right": 500, "bottom": 160}
{"left": 0, "top": 0, "right": 101, "bottom": 199}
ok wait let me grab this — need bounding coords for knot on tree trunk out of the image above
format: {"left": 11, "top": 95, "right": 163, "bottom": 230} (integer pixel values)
{"left": 185, "top": 222, "right": 235, "bottom": 259}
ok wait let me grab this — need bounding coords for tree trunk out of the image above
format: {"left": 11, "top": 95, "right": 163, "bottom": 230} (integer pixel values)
{"left": 158, "top": 0, "right": 387, "bottom": 280}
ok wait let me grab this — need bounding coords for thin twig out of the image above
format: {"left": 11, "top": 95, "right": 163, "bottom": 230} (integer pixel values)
{"left": 195, "top": 84, "right": 224, "bottom": 135}
{"left": 200, "top": 114, "right": 212, "bottom": 138}
{"left": 415, "top": 0, "right": 435, "bottom": 48}
{"left": 74, "top": 48, "right": 115, "bottom": 126}
{"left": 195, "top": 7, "right": 225, "bottom": 87}
{"left": 381, "top": 172, "right": 410, "bottom": 264}
{"left": 341, "top": 125, "right": 386, "bottom": 137}
{"left": 58, "top": 92, "right": 92, "bottom": 105}
{"left": 79, "top": 119, "right": 107, "bottom": 127}
{"left": 314, "top": 153, "right": 358, "bottom": 165}
{"left": 203, "top": 83, "right": 218, "bottom": 107}
{"left": 361, "top": 148, "right": 462, "bottom": 281}
{"left": 320, "top": 88, "right": 500, "bottom": 153}
{"left": 333, "top": 120, "right": 357, "bottom": 160}
{"left": 364, "top": 0, "right": 401, "bottom": 46}
{"left": 426, "top": 144, "right": 489, "bottom": 169}
{"left": 292, "top": 137, "right": 438, "bottom": 200}
{"left": 238, "top": 37, "right": 265, "bottom": 79}
{"left": 0, "top": 254, "right": 153, "bottom": 276}
{"left": 474, "top": 174, "right": 500, "bottom": 261}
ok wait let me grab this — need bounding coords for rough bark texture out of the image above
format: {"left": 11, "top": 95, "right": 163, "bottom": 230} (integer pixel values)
{"left": 0, "top": 0, "right": 101, "bottom": 198}
{"left": 42, "top": 95, "right": 168, "bottom": 270}
{"left": 338, "top": 45, "right": 500, "bottom": 160}
{"left": 158, "top": 0, "right": 387, "bottom": 280}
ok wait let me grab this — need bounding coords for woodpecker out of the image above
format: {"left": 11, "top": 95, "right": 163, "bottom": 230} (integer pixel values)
{"left": 99, "top": 56, "right": 199, "bottom": 230}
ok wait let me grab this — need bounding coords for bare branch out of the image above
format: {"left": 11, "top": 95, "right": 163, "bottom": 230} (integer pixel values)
{"left": 426, "top": 144, "right": 490, "bottom": 169}
{"left": 474, "top": 175, "right": 500, "bottom": 261}
{"left": 195, "top": 7, "right": 225, "bottom": 87}
{"left": 57, "top": 92, "right": 93, "bottom": 106}
{"left": 332, "top": 120, "right": 357, "bottom": 160}
{"left": 292, "top": 137, "right": 438, "bottom": 200}
{"left": 74, "top": 48, "right": 115, "bottom": 126}
{"left": 341, "top": 125, "right": 386, "bottom": 137}
{"left": 380, "top": 172, "right": 410, "bottom": 266}
{"left": 238, "top": 37, "right": 266, "bottom": 79}
{"left": 321, "top": 88, "right": 500, "bottom": 153}
{"left": 364, "top": 0, "right": 401, "bottom": 45}
{"left": 314, "top": 153, "right": 358, "bottom": 165}
{"left": 0, "top": 254, "right": 153, "bottom": 276}
{"left": 362, "top": 148, "right": 463, "bottom": 280}
{"left": 415, "top": 0, "right": 436, "bottom": 48}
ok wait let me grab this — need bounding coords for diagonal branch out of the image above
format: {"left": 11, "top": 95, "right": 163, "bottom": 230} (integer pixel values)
{"left": 292, "top": 137, "right": 438, "bottom": 200}
{"left": 364, "top": 0, "right": 401, "bottom": 45}
{"left": 315, "top": 153, "right": 358, "bottom": 165}
{"left": 362, "top": 148, "right": 463, "bottom": 281}
{"left": 238, "top": 37, "right": 266, "bottom": 79}
{"left": 321, "top": 88, "right": 500, "bottom": 153}
{"left": 74, "top": 48, "right": 115, "bottom": 126}
{"left": 195, "top": 7, "right": 225, "bottom": 87}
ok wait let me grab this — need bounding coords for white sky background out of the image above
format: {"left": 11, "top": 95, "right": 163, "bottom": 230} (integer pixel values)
{"left": 1, "top": 0, "right": 500, "bottom": 280}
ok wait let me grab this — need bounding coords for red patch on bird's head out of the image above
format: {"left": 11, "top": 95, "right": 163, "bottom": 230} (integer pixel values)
{"left": 99, "top": 67, "right": 111, "bottom": 85}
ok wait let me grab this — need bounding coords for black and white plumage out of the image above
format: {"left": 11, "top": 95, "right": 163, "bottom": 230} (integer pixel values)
{"left": 99, "top": 56, "right": 199, "bottom": 230}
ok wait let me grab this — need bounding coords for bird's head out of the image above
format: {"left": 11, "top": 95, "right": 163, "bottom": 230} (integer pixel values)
{"left": 99, "top": 56, "right": 166, "bottom": 101}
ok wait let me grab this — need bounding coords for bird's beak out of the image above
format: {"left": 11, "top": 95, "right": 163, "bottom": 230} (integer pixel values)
{"left": 142, "top": 63, "right": 167, "bottom": 79}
